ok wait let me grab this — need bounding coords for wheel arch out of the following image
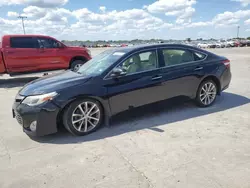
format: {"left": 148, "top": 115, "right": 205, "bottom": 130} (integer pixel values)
{"left": 69, "top": 56, "right": 88, "bottom": 68}
{"left": 200, "top": 75, "right": 221, "bottom": 95}
{"left": 56, "top": 95, "right": 111, "bottom": 129}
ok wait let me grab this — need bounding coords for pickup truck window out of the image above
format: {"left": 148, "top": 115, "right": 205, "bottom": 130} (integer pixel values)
{"left": 38, "top": 38, "right": 59, "bottom": 48}
{"left": 10, "top": 37, "right": 38, "bottom": 48}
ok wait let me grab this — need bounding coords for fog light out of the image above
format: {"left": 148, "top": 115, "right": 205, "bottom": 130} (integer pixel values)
{"left": 30, "top": 121, "right": 37, "bottom": 132}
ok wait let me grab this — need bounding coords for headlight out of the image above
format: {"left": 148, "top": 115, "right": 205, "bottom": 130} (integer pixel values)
{"left": 22, "top": 92, "right": 58, "bottom": 106}
{"left": 87, "top": 49, "right": 91, "bottom": 57}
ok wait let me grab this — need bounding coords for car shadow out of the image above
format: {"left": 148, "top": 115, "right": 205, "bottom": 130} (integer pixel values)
{"left": 0, "top": 77, "right": 39, "bottom": 88}
{"left": 31, "top": 92, "right": 250, "bottom": 144}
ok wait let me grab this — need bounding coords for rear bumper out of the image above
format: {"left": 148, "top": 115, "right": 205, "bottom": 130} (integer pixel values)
{"left": 220, "top": 68, "right": 232, "bottom": 92}
{"left": 12, "top": 101, "right": 60, "bottom": 136}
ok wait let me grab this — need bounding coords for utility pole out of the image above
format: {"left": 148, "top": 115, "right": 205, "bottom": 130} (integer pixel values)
{"left": 237, "top": 26, "right": 240, "bottom": 39}
{"left": 18, "top": 15, "right": 27, "bottom": 34}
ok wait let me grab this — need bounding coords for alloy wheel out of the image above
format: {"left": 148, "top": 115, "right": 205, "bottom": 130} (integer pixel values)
{"left": 71, "top": 101, "right": 101, "bottom": 133}
{"left": 199, "top": 82, "right": 217, "bottom": 105}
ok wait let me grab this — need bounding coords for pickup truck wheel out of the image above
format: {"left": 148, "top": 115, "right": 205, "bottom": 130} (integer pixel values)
{"left": 70, "top": 60, "right": 86, "bottom": 72}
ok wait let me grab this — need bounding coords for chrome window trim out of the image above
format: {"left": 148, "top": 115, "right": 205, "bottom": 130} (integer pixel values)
{"left": 103, "top": 48, "right": 159, "bottom": 80}
{"left": 158, "top": 47, "right": 208, "bottom": 69}
{"left": 103, "top": 46, "right": 208, "bottom": 80}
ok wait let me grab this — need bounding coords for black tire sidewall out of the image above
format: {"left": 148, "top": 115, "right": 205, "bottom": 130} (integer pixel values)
{"left": 196, "top": 80, "right": 217, "bottom": 107}
{"left": 63, "top": 98, "right": 104, "bottom": 136}
{"left": 70, "top": 60, "right": 85, "bottom": 71}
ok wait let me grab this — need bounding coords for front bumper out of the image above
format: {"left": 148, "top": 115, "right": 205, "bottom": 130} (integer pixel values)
{"left": 12, "top": 100, "right": 60, "bottom": 136}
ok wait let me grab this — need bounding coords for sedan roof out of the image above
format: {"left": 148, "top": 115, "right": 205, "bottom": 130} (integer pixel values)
{"left": 112, "top": 43, "right": 210, "bottom": 55}
{"left": 117, "top": 43, "right": 199, "bottom": 51}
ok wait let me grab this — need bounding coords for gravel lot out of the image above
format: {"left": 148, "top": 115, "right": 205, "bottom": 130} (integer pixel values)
{"left": 0, "top": 47, "right": 250, "bottom": 188}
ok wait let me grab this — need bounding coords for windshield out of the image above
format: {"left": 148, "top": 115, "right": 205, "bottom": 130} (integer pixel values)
{"left": 77, "top": 50, "right": 126, "bottom": 76}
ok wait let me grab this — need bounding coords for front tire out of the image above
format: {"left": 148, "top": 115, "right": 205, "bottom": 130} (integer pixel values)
{"left": 195, "top": 80, "right": 218, "bottom": 107}
{"left": 70, "top": 60, "right": 86, "bottom": 72}
{"left": 63, "top": 99, "right": 103, "bottom": 136}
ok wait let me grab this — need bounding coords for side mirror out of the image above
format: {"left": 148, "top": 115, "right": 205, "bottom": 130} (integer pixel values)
{"left": 110, "top": 68, "right": 126, "bottom": 77}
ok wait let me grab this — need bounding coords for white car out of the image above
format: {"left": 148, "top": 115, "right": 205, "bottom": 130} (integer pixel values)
{"left": 197, "top": 43, "right": 208, "bottom": 48}
{"left": 215, "top": 42, "right": 225, "bottom": 48}
{"left": 226, "top": 41, "right": 235, "bottom": 47}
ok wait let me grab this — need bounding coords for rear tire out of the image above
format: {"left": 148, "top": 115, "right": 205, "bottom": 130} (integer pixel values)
{"left": 195, "top": 80, "right": 218, "bottom": 107}
{"left": 70, "top": 60, "right": 86, "bottom": 72}
{"left": 63, "top": 98, "right": 104, "bottom": 136}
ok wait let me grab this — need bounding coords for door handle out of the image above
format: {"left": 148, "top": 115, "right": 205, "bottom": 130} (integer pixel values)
{"left": 194, "top": 67, "right": 203, "bottom": 71}
{"left": 151, "top": 75, "right": 162, "bottom": 80}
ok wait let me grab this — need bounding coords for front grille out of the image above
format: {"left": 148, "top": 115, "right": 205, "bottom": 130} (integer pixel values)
{"left": 15, "top": 112, "right": 23, "bottom": 125}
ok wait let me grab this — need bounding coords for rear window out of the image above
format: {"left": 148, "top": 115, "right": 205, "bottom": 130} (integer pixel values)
{"left": 10, "top": 37, "right": 38, "bottom": 48}
{"left": 162, "top": 49, "right": 194, "bottom": 66}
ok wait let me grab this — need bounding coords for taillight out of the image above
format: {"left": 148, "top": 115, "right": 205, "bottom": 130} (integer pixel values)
{"left": 222, "top": 59, "right": 230, "bottom": 68}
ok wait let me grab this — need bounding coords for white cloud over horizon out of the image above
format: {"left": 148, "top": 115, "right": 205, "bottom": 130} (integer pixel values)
{"left": 0, "top": 0, "right": 250, "bottom": 40}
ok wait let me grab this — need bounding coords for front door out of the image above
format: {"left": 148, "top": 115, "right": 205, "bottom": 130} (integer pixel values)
{"left": 104, "top": 49, "right": 166, "bottom": 116}
{"left": 37, "top": 37, "right": 67, "bottom": 71}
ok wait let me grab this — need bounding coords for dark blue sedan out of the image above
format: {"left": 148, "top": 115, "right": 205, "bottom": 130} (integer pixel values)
{"left": 12, "top": 44, "right": 231, "bottom": 136}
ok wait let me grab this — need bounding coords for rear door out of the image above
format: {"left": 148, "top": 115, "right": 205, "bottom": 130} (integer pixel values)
{"left": 104, "top": 49, "right": 165, "bottom": 115}
{"left": 37, "top": 37, "right": 68, "bottom": 70}
{"left": 158, "top": 48, "right": 206, "bottom": 99}
{"left": 3, "top": 37, "right": 40, "bottom": 73}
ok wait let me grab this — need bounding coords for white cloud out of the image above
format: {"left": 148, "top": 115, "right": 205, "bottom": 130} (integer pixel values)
{"left": 1, "top": 1, "right": 250, "bottom": 40}
{"left": 0, "top": 0, "right": 68, "bottom": 8}
{"left": 187, "top": 21, "right": 212, "bottom": 28}
{"left": 146, "top": 0, "right": 196, "bottom": 13}
{"left": 7, "top": 11, "right": 19, "bottom": 17}
{"left": 212, "top": 10, "right": 250, "bottom": 26}
{"left": 71, "top": 8, "right": 173, "bottom": 37}
{"left": 22, "top": 6, "right": 47, "bottom": 18}
{"left": 16, "top": 6, "right": 72, "bottom": 20}
{"left": 231, "top": 0, "right": 250, "bottom": 7}
{"left": 99, "top": 6, "right": 106, "bottom": 13}
{"left": 245, "top": 19, "right": 250, "bottom": 25}
{"left": 145, "top": 0, "right": 196, "bottom": 23}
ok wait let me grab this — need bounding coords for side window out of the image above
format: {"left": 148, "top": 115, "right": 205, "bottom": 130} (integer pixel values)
{"left": 194, "top": 52, "right": 206, "bottom": 61}
{"left": 10, "top": 37, "right": 38, "bottom": 48}
{"left": 38, "top": 38, "right": 58, "bottom": 48}
{"left": 162, "top": 49, "right": 194, "bottom": 67}
{"left": 119, "top": 50, "right": 157, "bottom": 74}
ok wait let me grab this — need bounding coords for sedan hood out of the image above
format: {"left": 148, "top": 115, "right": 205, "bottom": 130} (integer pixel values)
{"left": 19, "top": 71, "right": 92, "bottom": 96}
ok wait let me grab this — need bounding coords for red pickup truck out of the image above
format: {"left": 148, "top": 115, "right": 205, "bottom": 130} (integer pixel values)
{"left": 0, "top": 35, "right": 91, "bottom": 76}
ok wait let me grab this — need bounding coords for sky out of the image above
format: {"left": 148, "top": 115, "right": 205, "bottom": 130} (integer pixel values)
{"left": 0, "top": 0, "right": 250, "bottom": 40}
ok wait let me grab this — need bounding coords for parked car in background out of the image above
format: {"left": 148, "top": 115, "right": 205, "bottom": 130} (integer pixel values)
{"left": 226, "top": 41, "right": 235, "bottom": 47}
{"left": 0, "top": 35, "right": 91, "bottom": 76}
{"left": 207, "top": 43, "right": 216, "bottom": 48}
{"left": 121, "top": 44, "right": 128, "bottom": 47}
{"left": 13, "top": 44, "right": 231, "bottom": 137}
{"left": 215, "top": 42, "right": 225, "bottom": 48}
{"left": 197, "top": 43, "right": 208, "bottom": 48}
